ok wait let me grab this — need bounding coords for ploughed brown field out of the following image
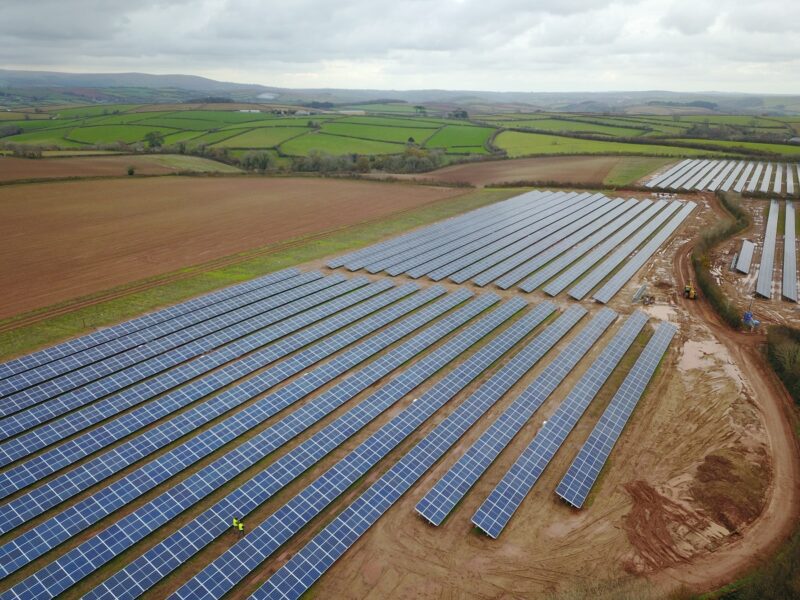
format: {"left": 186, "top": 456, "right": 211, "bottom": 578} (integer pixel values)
{"left": 0, "top": 176, "right": 463, "bottom": 319}
{"left": 0, "top": 155, "right": 237, "bottom": 181}
{"left": 396, "top": 155, "right": 625, "bottom": 186}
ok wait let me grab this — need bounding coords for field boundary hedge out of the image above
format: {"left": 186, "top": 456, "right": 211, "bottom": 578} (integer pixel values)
{"left": 691, "top": 192, "right": 752, "bottom": 329}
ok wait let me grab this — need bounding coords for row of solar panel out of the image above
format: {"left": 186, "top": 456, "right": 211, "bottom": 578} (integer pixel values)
{"left": 647, "top": 159, "right": 800, "bottom": 196}
{"left": 326, "top": 190, "right": 695, "bottom": 302}
{"left": 0, "top": 291, "right": 675, "bottom": 600}
{"left": 738, "top": 199, "right": 798, "bottom": 302}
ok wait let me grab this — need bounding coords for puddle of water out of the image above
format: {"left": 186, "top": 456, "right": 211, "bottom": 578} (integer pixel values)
{"left": 644, "top": 304, "right": 677, "bottom": 321}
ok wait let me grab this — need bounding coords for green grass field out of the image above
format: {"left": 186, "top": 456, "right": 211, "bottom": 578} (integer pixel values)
{"left": 66, "top": 124, "right": 180, "bottom": 144}
{"left": 320, "top": 122, "right": 439, "bottom": 144}
{"left": 425, "top": 125, "right": 493, "bottom": 153}
{"left": 495, "top": 131, "right": 731, "bottom": 158}
{"left": 603, "top": 157, "right": 674, "bottom": 187}
{"left": 279, "top": 132, "right": 404, "bottom": 156}
{"left": 669, "top": 138, "right": 800, "bottom": 156}
{"left": 500, "top": 118, "right": 648, "bottom": 137}
{"left": 213, "top": 126, "right": 308, "bottom": 148}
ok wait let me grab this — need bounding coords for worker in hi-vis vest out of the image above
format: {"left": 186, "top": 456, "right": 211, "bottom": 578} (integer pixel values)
{"left": 238, "top": 522, "right": 244, "bottom": 533}
{"left": 232, "top": 517, "right": 238, "bottom": 528}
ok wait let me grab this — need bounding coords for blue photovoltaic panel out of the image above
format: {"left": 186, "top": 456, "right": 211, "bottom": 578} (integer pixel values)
{"left": 442, "top": 194, "right": 611, "bottom": 284}
{"left": 364, "top": 192, "right": 567, "bottom": 275}
{"left": 783, "top": 201, "right": 797, "bottom": 302}
{"left": 0, "top": 270, "right": 316, "bottom": 398}
{"left": 541, "top": 200, "right": 666, "bottom": 297}
{"left": 330, "top": 191, "right": 541, "bottom": 270}
{"left": 555, "top": 321, "right": 677, "bottom": 509}
{"left": 708, "top": 161, "right": 736, "bottom": 191}
{"left": 0, "top": 281, "right": 412, "bottom": 531}
{"left": 720, "top": 161, "right": 747, "bottom": 192}
{"left": 489, "top": 198, "right": 631, "bottom": 290}
{"left": 455, "top": 195, "right": 615, "bottom": 287}
{"left": 756, "top": 199, "right": 779, "bottom": 298}
{"left": 696, "top": 160, "right": 727, "bottom": 190}
{"left": 87, "top": 300, "right": 556, "bottom": 600}
{"left": 567, "top": 201, "right": 681, "bottom": 301}
{"left": 748, "top": 163, "right": 765, "bottom": 193}
{"left": 0, "top": 268, "right": 301, "bottom": 381}
{"left": 0, "top": 283, "right": 430, "bottom": 492}
{"left": 592, "top": 202, "right": 696, "bottom": 304}
{"left": 0, "top": 275, "right": 360, "bottom": 439}
{"left": 666, "top": 159, "right": 705, "bottom": 189}
{"left": 166, "top": 299, "right": 536, "bottom": 600}
{"left": 0, "top": 294, "right": 509, "bottom": 598}
{"left": 387, "top": 193, "right": 575, "bottom": 277}
{"left": 645, "top": 159, "right": 690, "bottom": 188}
{"left": 0, "top": 272, "right": 334, "bottom": 417}
{"left": 760, "top": 163, "right": 774, "bottom": 194}
{"left": 519, "top": 199, "right": 651, "bottom": 293}
{"left": 415, "top": 307, "right": 613, "bottom": 527}
{"left": 681, "top": 160, "right": 717, "bottom": 190}
{"left": 471, "top": 311, "right": 648, "bottom": 538}
{"left": 735, "top": 240, "right": 755, "bottom": 274}
{"left": 734, "top": 162, "right": 756, "bottom": 193}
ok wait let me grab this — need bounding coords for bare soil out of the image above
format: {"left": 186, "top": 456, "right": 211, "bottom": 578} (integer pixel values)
{"left": 379, "top": 156, "right": 627, "bottom": 187}
{"left": 0, "top": 177, "right": 463, "bottom": 318}
{"left": 0, "top": 155, "right": 223, "bottom": 181}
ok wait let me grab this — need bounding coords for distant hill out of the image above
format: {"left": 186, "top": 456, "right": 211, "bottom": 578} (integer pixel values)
{"left": 1, "top": 69, "right": 799, "bottom": 115}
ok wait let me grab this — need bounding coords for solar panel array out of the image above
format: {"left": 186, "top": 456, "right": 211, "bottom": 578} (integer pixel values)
{"left": 471, "top": 311, "right": 648, "bottom": 538}
{"left": 755, "top": 199, "right": 779, "bottom": 298}
{"left": 646, "top": 159, "right": 800, "bottom": 196}
{"left": 0, "top": 183, "right": 691, "bottom": 598}
{"left": 555, "top": 321, "right": 678, "bottom": 508}
{"left": 784, "top": 201, "right": 797, "bottom": 302}
{"left": 324, "top": 190, "right": 695, "bottom": 303}
{"left": 735, "top": 240, "right": 756, "bottom": 274}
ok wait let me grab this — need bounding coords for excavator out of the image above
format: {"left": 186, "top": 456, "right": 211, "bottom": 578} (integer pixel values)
{"left": 683, "top": 282, "right": 697, "bottom": 300}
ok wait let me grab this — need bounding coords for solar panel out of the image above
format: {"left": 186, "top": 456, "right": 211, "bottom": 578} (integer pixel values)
{"left": 0, "top": 282, "right": 421, "bottom": 526}
{"left": 423, "top": 193, "right": 604, "bottom": 281}
{"left": 736, "top": 240, "right": 755, "bottom": 274}
{"left": 567, "top": 201, "right": 681, "bottom": 300}
{"left": 0, "top": 294, "right": 507, "bottom": 592}
{"left": 708, "top": 161, "right": 736, "bottom": 191}
{"left": 331, "top": 191, "right": 542, "bottom": 270}
{"left": 0, "top": 268, "right": 302, "bottom": 381}
{"left": 365, "top": 192, "right": 568, "bottom": 275}
{"left": 784, "top": 201, "right": 797, "bottom": 302}
{"left": 0, "top": 283, "right": 433, "bottom": 486}
{"left": 664, "top": 159, "right": 706, "bottom": 189}
{"left": 592, "top": 201, "right": 696, "bottom": 304}
{"left": 755, "top": 199, "right": 779, "bottom": 298}
{"left": 555, "top": 321, "right": 677, "bottom": 508}
{"left": 682, "top": 159, "right": 718, "bottom": 190}
{"left": 471, "top": 311, "right": 648, "bottom": 538}
{"left": 774, "top": 164, "right": 784, "bottom": 195}
{"left": 454, "top": 195, "right": 615, "bottom": 286}
{"left": 733, "top": 162, "right": 756, "bottom": 193}
{"left": 787, "top": 164, "right": 796, "bottom": 196}
{"left": 748, "top": 163, "right": 765, "bottom": 193}
{"left": 415, "top": 307, "right": 613, "bottom": 527}
{"left": 445, "top": 194, "right": 613, "bottom": 284}
{"left": 760, "top": 163, "right": 774, "bottom": 194}
{"left": 520, "top": 199, "right": 651, "bottom": 293}
{"left": 387, "top": 192, "right": 577, "bottom": 278}
{"left": 542, "top": 200, "right": 667, "bottom": 297}
{"left": 489, "top": 198, "right": 631, "bottom": 289}
{"left": 696, "top": 160, "right": 727, "bottom": 190}
{"left": 646, "top": 159, "right": 691, "bottom": 188}
{"left": 88, "top": 300, "right": 556, "bottom": 600}
{"left": 719, "top": 161, "right": 747, "bottom": 192}
{"left": 0, "top": 271, "right": 320, "bottom": 398}
{"left": 164, "top": 299, "right": 538, "bottom": 600}
{"left": 0, "top": 275, "right": 361, "bottom": 439}
{"left": 249, "top": 316, "right": 631, "bottom": 600}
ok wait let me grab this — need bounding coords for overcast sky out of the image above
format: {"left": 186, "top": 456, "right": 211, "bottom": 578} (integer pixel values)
{"left": 1, "top": 0, "right": 798, "bottom": 93}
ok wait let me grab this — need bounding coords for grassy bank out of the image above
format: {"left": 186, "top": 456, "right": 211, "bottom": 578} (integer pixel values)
{"left": 691, "top": 192, "right": 752, "bottom": 329}
{"left": 0, "top": 187, "right": 518, "bottom": 360}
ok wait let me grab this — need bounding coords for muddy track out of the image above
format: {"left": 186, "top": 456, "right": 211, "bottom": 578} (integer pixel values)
{"left": 659, "top": 219, "right": 800, "bottom": 593}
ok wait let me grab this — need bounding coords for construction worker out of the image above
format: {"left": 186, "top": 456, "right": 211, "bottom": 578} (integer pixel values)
{"left": 232, "top": 517, "right": 238, "bottom": 528}
{"left": 238, "top": 522, "right": 244, "bottom": 535}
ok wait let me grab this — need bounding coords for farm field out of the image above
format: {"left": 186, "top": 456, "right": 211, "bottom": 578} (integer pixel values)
{"left": 497, "top": 117, "right": 649, "bottom": 137}
{"left": 495, "top": 130, "right": 727, "bottom": 158}
{"left": 0, "top": 154, "right": 241, "bottom": 182}
{"left": 0, "top": 177, "right": 465, "bottom": 319}
{"left": 0, "top": 189, "right": 793, "bottom": 600}
{"left": 384, "top": 155, "right": 672, "bottom": 187}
